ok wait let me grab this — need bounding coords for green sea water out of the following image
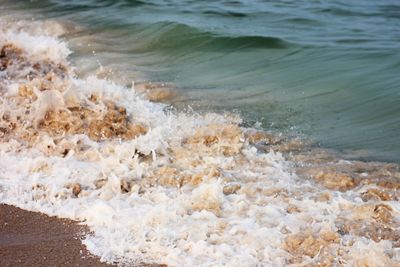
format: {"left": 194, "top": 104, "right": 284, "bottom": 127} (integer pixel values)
{"left": 1, "top": 0, "right": 400, "bottom": 162}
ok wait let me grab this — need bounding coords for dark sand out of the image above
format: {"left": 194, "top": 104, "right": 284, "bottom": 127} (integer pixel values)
{"left": 0, "top": 203, "right": 116, "bottom": 267}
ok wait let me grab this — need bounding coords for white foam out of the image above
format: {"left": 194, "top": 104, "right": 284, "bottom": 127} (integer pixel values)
{"left": 0, "top": 30, "right": 70, "bottom": 64}
{"left": 0, "top": 20, "right": 399, "bottom": 267}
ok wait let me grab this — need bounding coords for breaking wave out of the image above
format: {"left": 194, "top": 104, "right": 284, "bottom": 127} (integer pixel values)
{"left": 0, "top": 18, "right": 399, "bottom": 267}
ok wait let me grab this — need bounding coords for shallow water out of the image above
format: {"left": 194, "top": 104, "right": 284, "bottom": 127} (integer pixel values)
{"left": 1, "top": 0, "right": 399, "bottom": 162}
{"left": 0, "top": 2, "right": 400, "bottom": 267}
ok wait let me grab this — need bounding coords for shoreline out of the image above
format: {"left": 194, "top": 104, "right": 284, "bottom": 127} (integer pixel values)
{"left": 0, "top": 203, "right": 117, "bottom": 267}
{"left": 0, "top": 15, "right": 399, "bottom": 266}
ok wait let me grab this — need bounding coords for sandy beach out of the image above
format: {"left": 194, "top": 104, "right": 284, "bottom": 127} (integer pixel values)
{"left": 0, "top": 204, "right": 117, "bottom": 267}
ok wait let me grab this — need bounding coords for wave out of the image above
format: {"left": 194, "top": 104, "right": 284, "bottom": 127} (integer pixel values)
{"left": 126, "top": 22, "right": 293, "bottom": 52}
{"left": 201, "top": 10, "right": 248, "bottom": 18}
{"left": 0, "top": 18, "right": 399, "bottom": 267}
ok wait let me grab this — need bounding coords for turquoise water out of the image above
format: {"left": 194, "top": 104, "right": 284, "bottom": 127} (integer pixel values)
{"left": 2, "top": 0, "right": 400, "bottom": 162}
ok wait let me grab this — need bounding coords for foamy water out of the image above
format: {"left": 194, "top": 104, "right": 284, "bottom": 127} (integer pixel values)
{"left": 0, "top": 18, "right": 399, "bottom": 267}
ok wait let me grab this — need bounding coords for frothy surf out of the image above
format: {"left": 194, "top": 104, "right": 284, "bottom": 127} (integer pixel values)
{"left": 0, "top": 18, "right": 399, "bottom": 267}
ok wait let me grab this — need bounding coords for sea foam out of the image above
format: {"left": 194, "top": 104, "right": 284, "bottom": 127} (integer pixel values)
{"left": 0, "top": 19, "right": 399, "bottom": 267}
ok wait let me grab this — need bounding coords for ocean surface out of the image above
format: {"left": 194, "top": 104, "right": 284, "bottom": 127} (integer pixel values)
{"left": 1, "top": 1, "right": 400, "bottom": 266}
{"left": 2, "top": 0, "right": 399, "bottom": 162}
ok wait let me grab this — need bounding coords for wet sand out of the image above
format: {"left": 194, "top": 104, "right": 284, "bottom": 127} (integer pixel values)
{"left": 0, "top": 204, "right": 116, "bottom": 267}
